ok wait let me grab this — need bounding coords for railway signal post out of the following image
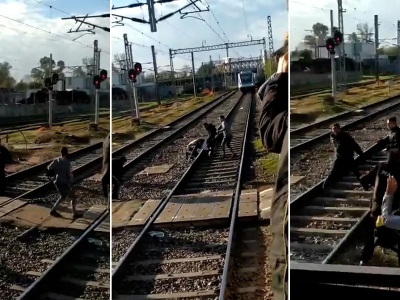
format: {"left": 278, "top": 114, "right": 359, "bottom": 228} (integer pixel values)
{"left": 128, "top": 62, "right": 142, "bottom": 126}
{"left": 48, "top": 53, "right": 53, "bottom": 128}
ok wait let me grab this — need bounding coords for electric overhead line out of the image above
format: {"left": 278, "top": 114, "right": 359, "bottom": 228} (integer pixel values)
{"left": 0, "top": 14, "right": 109, "bottom": 53}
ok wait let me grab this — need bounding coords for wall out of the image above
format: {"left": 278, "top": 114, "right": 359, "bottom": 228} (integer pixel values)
{"left": 290, "top": 71, "right": 362, "bottom": 87}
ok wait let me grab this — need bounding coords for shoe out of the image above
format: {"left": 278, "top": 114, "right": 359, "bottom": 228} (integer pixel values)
{"left": 73, "top": 213, "right": 84, "bottom": 219}
{"left": 50, "top": 210, "right": 62, "bottom": 218}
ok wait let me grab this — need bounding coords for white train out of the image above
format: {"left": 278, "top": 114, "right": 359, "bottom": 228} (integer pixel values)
{"left": 238, "top": 71, "right": 257, "bottom": 94}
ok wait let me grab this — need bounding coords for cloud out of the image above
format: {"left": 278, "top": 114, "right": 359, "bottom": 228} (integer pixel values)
{"left": 111, "top": 0, "right": 288, "bottom": 74}
{"left": 0, "top": 0, "right": 110, "bottom": 81}
{"left": 290, "top": 0, "right": 398, "bottom": 50}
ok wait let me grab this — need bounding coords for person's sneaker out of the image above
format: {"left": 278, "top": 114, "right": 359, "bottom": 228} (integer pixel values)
{"left": 50, "top": 210, "right": 62, "bottom": 218}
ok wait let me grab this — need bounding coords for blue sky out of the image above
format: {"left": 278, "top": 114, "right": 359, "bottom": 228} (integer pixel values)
{"left": 290, "top": 0, "right": 400, "bottom": 50}
{"left": 0, "top": 0, "right": 110, "bottom": 81}
{"left": 111, "top": 0, "right": 288, "bottom": 74}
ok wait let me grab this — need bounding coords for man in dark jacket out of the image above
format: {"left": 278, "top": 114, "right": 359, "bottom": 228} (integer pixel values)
{"left": 203, "top": 123, "right": 217, "bottom": 156}
{"left": 377, "top": 117, "right": 400, "bottom": 150}
{"left": 360, "top": 149, "right": 400, "bottom": 265}
{"left": 0, "top": 142, "right": 12, "bottom": 196}
{"left": 112, "top": 156, "right": 127, "bottom": 200}
{"left": 258, "top": 52, "right": 288, "bottom": 300}
{"left": 323, "top": 123, "right": 366, "bottom": 190}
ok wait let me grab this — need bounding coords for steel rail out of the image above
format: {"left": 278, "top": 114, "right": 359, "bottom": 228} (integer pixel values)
{"left": 218, "top": 94, "right": 254, "bottom": 299}
{"left": 112, "top": 93, "right": 247, "bottom": 281}
{"left": 111, "top": 90, "right": 235, "bottom": 159}
{"left": 291, "top": 96, "right": 400, "bottom": 151}
{"left": 117, "top": 91, "right": 239, "bottom": 173}
{"left": 17, "top": 210, "right": 109, "bottom": 299}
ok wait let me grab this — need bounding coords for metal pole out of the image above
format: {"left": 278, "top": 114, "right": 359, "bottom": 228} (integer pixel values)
{"left": 191, "top": 52, "right": 197, "bottom": 98}
{"left": 151, "top": 45, "right": 160, "bottom": 105}
{"left": 226, "top": 45, "right": 230, "bottom": 87}
{"left": 374, "top": 15, "right": 379, "bottom": 82}
{"left": 48, "top": 53, "right": 53, "bottom": 128}
{"left": 94, "top": 89, "right": 99, "bottom": 125}
{"left": 210, "top": 55, "right": 215, "bottom": 93}
{"left": 330, "top": 10, "right": 336, "bottom": 98}
{"left": 133, "top": 82, "right": 141, "bottom": 123}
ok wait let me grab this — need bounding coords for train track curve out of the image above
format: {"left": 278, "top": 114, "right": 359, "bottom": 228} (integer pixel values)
{"left": 112, "top": 93, "right": 254, "bottom": 299}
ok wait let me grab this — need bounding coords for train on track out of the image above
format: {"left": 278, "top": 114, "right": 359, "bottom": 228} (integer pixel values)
{"left": 238, "top": 70, "right": 257, "bottom": 94}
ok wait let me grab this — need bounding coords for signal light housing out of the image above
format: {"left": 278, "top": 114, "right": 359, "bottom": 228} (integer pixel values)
{"left": 44, "top": 77, "right": 53, "bottom": 90}
{"left": 51, "top": 73, "right": 59, "bottom": 85}
{"left": 128, "top": 69, "right": 137, "bottom": 82}
{"left": 93, "top": 75, "right": 101, "bottom": 89}
{"left": 333, "top": 30, "right": 343, "bottom": 45}
{"left": 134, "top": 62, "right": 142, "bottom": 75}
{"left": 99, "top": 69, "right": 107, "bottom": 81}
{"left": 326, "top": 37, "right": 336, "bottom": 55}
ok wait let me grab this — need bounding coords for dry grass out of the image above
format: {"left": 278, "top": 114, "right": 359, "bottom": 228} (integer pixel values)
{"left": 291, "top": 78, "right": 400, "bottom": 124}
{"left": 112, "top": 93, "right": 219, "bottom": 142}
{"left": 2, "top": 116, "right": 110, "bottom": 172}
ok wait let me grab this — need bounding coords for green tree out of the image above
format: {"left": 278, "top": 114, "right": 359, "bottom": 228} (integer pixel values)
{"left": 356, "top": 23, "right": 373, "bottom": 43}
{"left": 30, "top": 56, "right": 65, "bottom": 81}
{"left": 197, "top": 62, "right": 213, "bottom": 76}
{"left": 348, "top": 32, "right": 360, "bottom": 43}
{"left": 299, "top": 49, "right": 313, "bottom": 60}
{"left": 0, "top": 62, "right": 16, "bottom": 88}
{"left": 304, "top": 35, "right": 316, "bottom": 46}
{"left": 14, "top": 80, "right": 29, "bottom": 91}
{"left": 312, "top": 22, "right": 329, "bottom": 38}
{"left": 265, "top": 59, "right": 277, "bottom": 78}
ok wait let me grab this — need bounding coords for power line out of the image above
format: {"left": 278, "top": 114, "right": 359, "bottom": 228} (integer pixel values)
{"left": 0, "top": 14, "right": 109, "bottom": 54}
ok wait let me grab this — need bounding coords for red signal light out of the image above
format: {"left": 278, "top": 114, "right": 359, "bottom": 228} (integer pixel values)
{"left": 128, "top": 69, "right": 137, "bottom": 81}
{"left": 133, "top": 62, "right": 142, "bottom": 74}
{"left": 99, "top": 69, "right": 107, "bottom": 81}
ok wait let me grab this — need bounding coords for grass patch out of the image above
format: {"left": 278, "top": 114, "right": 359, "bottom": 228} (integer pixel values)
{"left": 253, "top": 138, "right": 279, "bottom": 177}
{"left": 112, "top": 93, "right": 220, "bottom": 140}
{"left": 291, "top": 78, "right": 400, "bottom": 124}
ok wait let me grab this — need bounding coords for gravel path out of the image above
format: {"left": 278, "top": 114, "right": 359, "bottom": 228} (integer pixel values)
{"left": 0, "top": 225, "right": 79, "bottom": 300}
{"left": 114, "top": 228, "right": 229, "bottom": 296}
{"left": 119, "top": 94, "right": 242, "bottom": 201}
{"left": 290, "top": 111, "right": 398, "bottom": 199}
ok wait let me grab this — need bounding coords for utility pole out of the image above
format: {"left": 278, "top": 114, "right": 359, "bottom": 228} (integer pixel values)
{"left": 267, "top": 16, "right": 274, "bottom": 77}
{"left": 210, "top": 55, "right": 215, "bottom": 93}
{"left": 151, "top": 45, "right": 160, "bottom": 106}
{"left": 330, "top": 10, "right": 337, "bottom": 98}
{"left": 337, "top": 0, "right": 346, "bottom": 90}
{"left": 225, "top": 45, "right": 230, "bottom": 87}
{"left": 374, "top": 15, "right": 379, "bottom": 82}
{"left": 124, "top": 33, "right": 140, "bottom": 124}
{"left": 93, "top": 40, "right": 101, "bottom": 126}
{"left": 191, "top": 52, "right": 197, "bottom": 98}
{"left": 48, "top": 53, "right": 53, "bottom": 128}
{"left": 397, "top": 21, "right": 400, "bottom": 77}
{"left": 169, "top": 49, "right": 176, "bottom": 96}
{"left": 147, "top": 0, "right": 157, "bottom": 32}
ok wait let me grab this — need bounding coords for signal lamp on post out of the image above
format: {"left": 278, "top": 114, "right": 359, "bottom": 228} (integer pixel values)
{"left": 333, "top": 30, "right": 343, "bottom": 45}
{"left": 93, "top": 75, "right": 101, "bottom": 89}
{"left": 134, "top": 62, "right": 142, "bottom": 74}
{"left": 44, "top": 77, "right": 53, "bottom": 90}
{"left": 128, "top": 69, "right": 137, "bottom": 82}
{"left": 326, "top": 37, "right": 336, "bottom": 55}
{"left": 99, "top": 69, "right": 107, "bottom": 81}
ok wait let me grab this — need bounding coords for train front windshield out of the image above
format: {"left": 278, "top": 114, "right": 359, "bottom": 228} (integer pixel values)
{"left": 240, "top": 73, "right": 252, "bottom": 83}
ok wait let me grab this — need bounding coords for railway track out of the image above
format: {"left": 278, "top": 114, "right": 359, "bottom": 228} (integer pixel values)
{"left": 290, "top": 141, "right": 400, "bottom": 298}
{"left": 3, "top": 142, "right": 104, "bottom": 205}
{"left": 112, "top": 94, "right": 254, "bottom": 299}
{"left": 111, "top": 90, "right": 237, "bottom": 175}
{"left": 15, "top": 212, "right": 110, "bottom": 300}
{"left": 290, "top": 95, "right": 400, "bottom": 152}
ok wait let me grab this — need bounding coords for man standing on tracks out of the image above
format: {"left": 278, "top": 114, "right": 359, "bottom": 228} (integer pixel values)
{"left": 47, "top": 147, "right": 81, "bottom": 218}
{"left": 217, "top": 115, "right": 236, "bottom": 159}
{"left": 377, "top": 117, "right": 400, "bottom": 151}
{"left": 112, "top": 156, "right": 127, "bottom": 200}
{"left": 258, "top": 47, "right": 288, "bottom": 299}
{"left": 203, "top": 123, "right": 217, "bottom": 156}
{"left": 323, "top": 123, "right": 367, "bottom": 190}
{"left": 101, "top": 133, "right": 110, "bottom": 209}
{"left": 360, "top": 149, "right": 400, "bottom": 265}
{"left": 0, "top": 139, "right": 12, "bottom": 196}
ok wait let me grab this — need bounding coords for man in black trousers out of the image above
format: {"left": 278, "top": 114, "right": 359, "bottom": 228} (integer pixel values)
{"left": 258, "top": 51, "right": 288, "bottom": 300}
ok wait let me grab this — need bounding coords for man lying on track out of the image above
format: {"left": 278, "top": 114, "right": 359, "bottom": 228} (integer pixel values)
{"left": 257, "top": 41, "right": 288, "bottom": 300}
{"left": 360, "top": 149, "right": 400, "bottom": 265}
{"left": 47, "top": 147, "right": 82, "bottom": 218}
{"left": 185, "top": 138, "right": 208, "bottom": 161}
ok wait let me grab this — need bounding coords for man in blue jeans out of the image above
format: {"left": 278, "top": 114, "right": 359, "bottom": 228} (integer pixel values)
{"left": 47, "top": 147, "right": 82, "bottom": 218}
